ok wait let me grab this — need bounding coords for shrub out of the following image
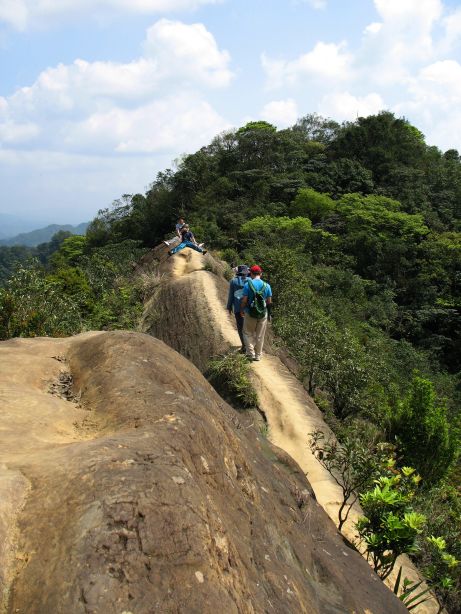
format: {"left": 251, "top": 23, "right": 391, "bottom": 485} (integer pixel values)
{"left": 208, "top": 352, "right": 258, "bottom": 409}
{"left": 290, "top": 187, "right": 335, "bottom": 222}
{"left": 356, "top": 466, "right": 425, "bottom": 580}
{"left": 0, "top": 261, "right": 82, "bottom": 339}
{"left": 391, "top": 375, "right": 458, "bottom": 484}
{"left": 414, "top": 484, "right": 461, "bottom": 612}
{"left": 219, "top": 247, "right": 239, "bottom": 266}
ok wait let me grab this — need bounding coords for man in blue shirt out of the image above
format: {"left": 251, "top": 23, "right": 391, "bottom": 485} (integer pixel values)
{"left": 240, "top": 265, "right": 272, "bottom": 361}
{"left": 226, "top": 264, "right": 250, "bottom": 353}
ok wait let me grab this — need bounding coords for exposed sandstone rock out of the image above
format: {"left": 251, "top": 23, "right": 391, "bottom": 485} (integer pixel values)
{"left": 0, "top": 331, "right": 405, "bottom": 613}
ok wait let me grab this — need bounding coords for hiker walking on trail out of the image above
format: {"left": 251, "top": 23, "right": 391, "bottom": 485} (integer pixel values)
{"left": 169, "top": 225, "right": 207, "bottom": 256}
{"left": 163, "top": 217, "right": 186, "bottom": 247}
{"left": 240, "top": 265, "right": 272, "bottom": 361}
{"left": 226, "top": 264, "right": 250, "bottom": 353}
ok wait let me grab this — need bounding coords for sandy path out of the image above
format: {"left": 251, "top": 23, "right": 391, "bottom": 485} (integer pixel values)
{"left": 171, "top": 247, "right": 205, "bottom": 278}
{"left": 203, "top": 263, "right": 356, "bottom": 527}
{"left": 169, "top": 248, "right": 439, "bottom": 612}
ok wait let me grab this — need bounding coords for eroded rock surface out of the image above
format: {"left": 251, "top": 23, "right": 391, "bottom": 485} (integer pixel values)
{"left": 0, "top": 331, "right": 406, "bottom": 613}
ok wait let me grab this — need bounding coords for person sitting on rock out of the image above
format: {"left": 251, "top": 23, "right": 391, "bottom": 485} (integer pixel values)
{"left": 163, "top": 217, "right": 186, "bottom": 247}
{"left": 226, "top": 264, "right": 250, "bottom": 353}
{"left": 169, "top": 225, "right": 207, "bottom": 256}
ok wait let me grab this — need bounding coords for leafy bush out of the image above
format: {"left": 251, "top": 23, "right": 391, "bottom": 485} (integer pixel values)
{"left": 218, "top": 247, "right": 239, "bottom": 266}
{"left": 290, "top": 187, "right": 335, "bottom": 222}
{"left": 208, "top": 352, "right": 258, "bottom": 409}
{"left": 0, "top": 261, "right": 82, "bottom": 339}
{"left": 241, "top": 215, "right": 312, "bottom": 246}
{"left": 423, "top": 536, "right": 460, "bottom": 611}
{"left": 391, "top": 375, "right": 458, "bottom": 484}
{"left": 414, "top": 484, "right": 461, "bottom": 612}
{"left": 0, "top": 238, "right": 147, "bottom": 339}
{"left": 356, "top": 466, "right": 425, "bottom": 580}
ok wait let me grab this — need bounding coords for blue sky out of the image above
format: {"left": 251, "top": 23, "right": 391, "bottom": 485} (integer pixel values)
{"left": 1, "top": 0, "right": 461, "bottom": 225}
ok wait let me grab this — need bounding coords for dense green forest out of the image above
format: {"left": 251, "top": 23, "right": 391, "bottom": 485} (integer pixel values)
{"left": 1, "top": 111, "right": 460, "bottom": 610}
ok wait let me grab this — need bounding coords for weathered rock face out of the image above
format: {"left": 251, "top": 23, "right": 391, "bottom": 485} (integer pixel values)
{"left": 0, "top": 331, "right": 406, "bottom": 613}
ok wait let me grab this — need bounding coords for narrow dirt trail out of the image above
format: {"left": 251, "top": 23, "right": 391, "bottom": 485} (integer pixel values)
{"left": 168, "top": 248, "right": 438, "bottom": 613}
{"left": 171, "top": 248, "right": 204, "bottom": 278}
{"left": 201, "top": 256, "right": 358, "bottom": 529}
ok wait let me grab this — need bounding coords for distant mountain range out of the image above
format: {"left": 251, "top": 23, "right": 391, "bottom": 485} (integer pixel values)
{"left": 0, "top": 222, "right": 89, "bottom": 247}
{"left": 0, "top": 213, "right": 52, "bottom": 239}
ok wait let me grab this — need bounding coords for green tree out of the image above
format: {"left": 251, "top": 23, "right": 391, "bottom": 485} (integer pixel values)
{"left": 309, "top": 425, "right": 391, "bottom": 530}
{"left": 290, "top": 187, "right": 335, "bottom": 222}
{"left": 292, "top": 113, "right": 340, "bottom": 144}
{"left": 330, "top": 111, "right": 427, "bottom": 186}
{"left": 391, "top": 375, "right": 458, "bottom": 484}
{"left": 240, "top": 215, "right": 312, "bottom": 245}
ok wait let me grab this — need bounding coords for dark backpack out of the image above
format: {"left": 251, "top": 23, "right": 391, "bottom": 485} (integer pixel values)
{"left": 247, "top": 279, "right": 267, "bottom": 319}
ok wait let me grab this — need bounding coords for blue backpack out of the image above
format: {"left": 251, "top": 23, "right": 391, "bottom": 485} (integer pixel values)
{"left": 233, "top": 276, "right": 246, "bottom": 305}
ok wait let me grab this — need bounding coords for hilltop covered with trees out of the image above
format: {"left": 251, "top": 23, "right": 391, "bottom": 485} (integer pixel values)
{"left": 1, "top": 111, "right": 460, "bottom": 610}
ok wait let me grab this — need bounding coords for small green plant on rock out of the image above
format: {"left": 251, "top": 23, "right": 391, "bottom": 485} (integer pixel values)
{"left": 208, "top": 352, "right": 258, "bottom": 409}
{"left": 423, "top": 536, "right": 460, "bottom": 613}
{"left": 356, "top": 466, "right": 425, "bottom": 580}
{"left": 393, "top": 566, "right": 431, "bottom": 611}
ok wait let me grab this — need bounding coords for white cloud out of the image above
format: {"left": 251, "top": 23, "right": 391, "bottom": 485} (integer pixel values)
{"left": 262, "top": 41, "right": 351, "bottom": 88}
{"left": 0, "top": 0, "right": 220, "bottom": 31}
{"left": 0, "top": 120, "right": 40, "bottom": 143}
{"left": 295, "top": 0, "right": 327, "bottom": 9}
{"left": 320, "top": 91, "right": 385, "bottom": 121}
{"left": 64, "top": 95, "right": 229, "bottom": 153}
{"left": 359, "top": 0, "right": 443, "bottom": 86}
{"left": 364, "top": 22, "right": 382, "bottom": 35}
{"left": 441, "top": 8, "right": 461, "bottom": 52}
{"left": 144, "top": 19, "right": 233, "bottom": 87}
{"left": 0, "top": 19, "right": 232, "bottom": 155}
{"left": 374, "top": 0, "right": 442, "bottom": 27}
{"left": 393, "top": 60, "right": 461, "bottom": 149}
{"left": 260, "top": 99, "right": 299, "bottom": 128}
{"left": 3, "top": 20, "right": 232, "bottom": 124}
{"left": 0, "top": 0, "right": 28, "bottom": 30}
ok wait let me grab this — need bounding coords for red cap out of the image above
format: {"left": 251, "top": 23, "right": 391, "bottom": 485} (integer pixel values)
{"left": 250, "top": 265, "right": 262, "bottom": 274}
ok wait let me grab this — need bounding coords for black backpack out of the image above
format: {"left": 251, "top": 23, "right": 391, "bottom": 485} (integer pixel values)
{"left": 247, "top": 279, "right": 267, "bottom": 319}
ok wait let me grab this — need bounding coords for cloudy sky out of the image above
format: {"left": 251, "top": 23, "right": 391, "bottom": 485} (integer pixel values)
{"left": 1, "top": 0, "right": 461, "bottom": 225}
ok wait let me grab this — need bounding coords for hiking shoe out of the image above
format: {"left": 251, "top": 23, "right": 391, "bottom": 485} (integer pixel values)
{"left": 253, "top": 356, "right": 261, "bottom": 361}
{"left": 245, "top": 354, "right": 255, "bottom": 361}
{"left": 202, "top": 250, "right": 208, "bottom": 255}
{"left": 168, "top": 250, "right": 173, "bottom": 257}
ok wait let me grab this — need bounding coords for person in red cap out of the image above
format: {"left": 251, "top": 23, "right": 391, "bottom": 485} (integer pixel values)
{"left": 240, "top": 265, "right": 272, "bottom": 361}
